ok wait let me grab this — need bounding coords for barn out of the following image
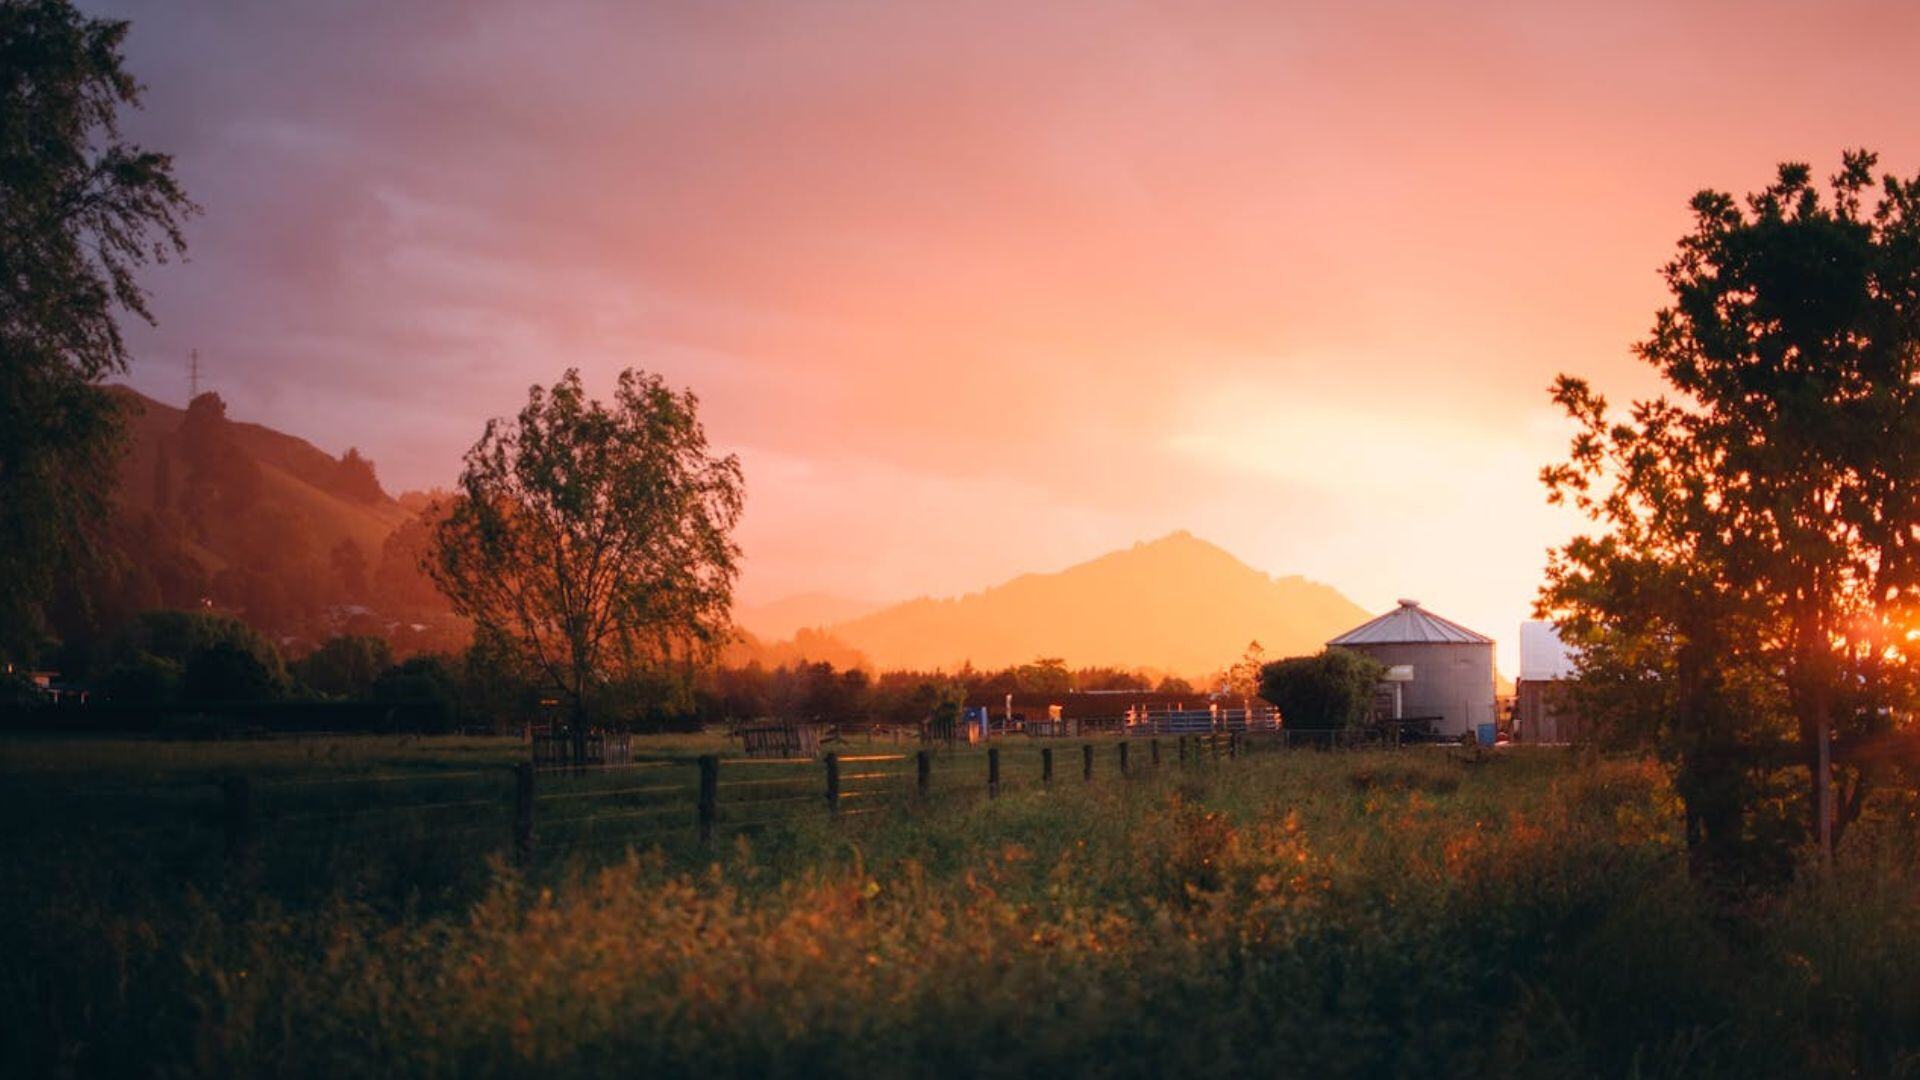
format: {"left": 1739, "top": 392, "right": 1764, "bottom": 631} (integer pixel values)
{"left": 1327, "top": 599, "right": 1497, "bottom": 739}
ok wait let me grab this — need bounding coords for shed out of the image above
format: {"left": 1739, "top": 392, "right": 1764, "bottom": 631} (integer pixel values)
{"left": 1515, "top": 620, "right": 1587, "bottom": 743}
{"left": 1327, "top": 599, "right": 1496, "bottom": 738}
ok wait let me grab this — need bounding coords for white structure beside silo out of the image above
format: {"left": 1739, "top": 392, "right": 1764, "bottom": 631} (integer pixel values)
{"left": 1519, "top": 620, "right": 1577, "bottom": 682}
{"left": 1326, "top": 599, "right": 1497, "bottom": 739}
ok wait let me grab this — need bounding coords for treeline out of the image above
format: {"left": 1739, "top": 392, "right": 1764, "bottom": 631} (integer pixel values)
{"left": 6, "top": 611, "right": 1212, "bottom": 735}
{"left": 700, "top": 657, "right": 1199, "bottom": 728}
{"left": 7, "top": 610, "right": 517, "bottom": 733}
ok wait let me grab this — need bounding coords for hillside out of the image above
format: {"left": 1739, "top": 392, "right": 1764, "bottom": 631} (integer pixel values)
{"left": 80, "top": 387, "right": 459, "bottom": 652}
{"left": 110, "top": 388, "right": 414, "bottom": 569}
{"left": 734, "top": 592, "right": 879, "bottom": 641}
{"left": 819, "top": 531, "right": 1369, "bottom": 676}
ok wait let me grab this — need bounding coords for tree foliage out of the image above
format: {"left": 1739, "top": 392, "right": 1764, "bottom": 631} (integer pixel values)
{"left": 0, "top": 0, "right": 195, "bottom": 662}
{"left": 296, "top": 634, "right": 393, "bottom": 699}
{"left": 1258, "top": 648, "right": 1384, "bottom": 732}
{"left": 427, "top": 369, "right": 744, "bottom": 730}
{"left": 1541, "top": 151, "right": 1920, "bottom": 877}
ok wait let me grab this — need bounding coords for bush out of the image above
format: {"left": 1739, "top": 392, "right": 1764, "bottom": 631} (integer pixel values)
{"left": 99, "top": 650, "right": 182, "bottom": 705}
{"left": 181, "top": 640, "right": 278, "bottom": 703}
{"left": 111, "top": 610, "right": 288, "bottom": 693}
{"left": 372, "top": 654, "right": 462, "bottom": 732}
{"left": 296, "top": 635, "right": 393, "bottom": 699}
{"left": 1258, "top": 647, "right": 1385, "bottom": 731}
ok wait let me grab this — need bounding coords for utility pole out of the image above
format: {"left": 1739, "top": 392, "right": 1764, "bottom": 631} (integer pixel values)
{"left": 188, "top": 349, "right": 201, "bottom": 401}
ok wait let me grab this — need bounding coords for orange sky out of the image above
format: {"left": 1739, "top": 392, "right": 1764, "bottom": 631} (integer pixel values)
{"left": 102, "top": 0, "right": 1920, "bottom": 672}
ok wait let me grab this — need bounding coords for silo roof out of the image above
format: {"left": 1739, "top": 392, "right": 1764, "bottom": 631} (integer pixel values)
{"left": 1328, "top": 599, "right": 1493, "bottom": 646}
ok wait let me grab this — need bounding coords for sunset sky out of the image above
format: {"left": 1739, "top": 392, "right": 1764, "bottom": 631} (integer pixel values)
{"left": 97, "top": 0, "right": 1920, "bottom": 673}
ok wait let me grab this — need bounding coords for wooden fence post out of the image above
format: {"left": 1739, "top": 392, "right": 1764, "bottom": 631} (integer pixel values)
{"left": 1179, "top": 735, "right": 1188, "bottom": 763}
{"left": 1118, "top": 741, "right": 1130, "bottom": 776}
{"left": 825, "top": 752, "right": 841, "bottom": 814}
{"left": 917, "top": 750, "right": 931, "bottom": 798}
{"left": 1042, "top": 746, "right": 1054, "bottom": 784}
{"left": 1150, "top": 738, "right": 1161, "bottom": 767}
{"left": 1229, "top": 732, "right": 1239, "bottom": 759}
{"left": 222, "top": 775, "right": 255, "bottom": 868}
{"left": 988, "top": 747, "right": 1001, "bottom": 798}
{"left": 697, "top": 755, "right": 718, "bottom": 847}
{"left": 514, "top": 762, "right": 534, "bottom": 866}
{"left": 1082, "top": 743, "right": 1094, "bottom": 782}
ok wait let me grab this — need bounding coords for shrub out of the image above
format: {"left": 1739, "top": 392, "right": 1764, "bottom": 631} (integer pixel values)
{"left": 1259, "top": 647, "right": 1385, "bottom": 731}
{"left": 296, "top": 635, "right": 393, "bottom": 699}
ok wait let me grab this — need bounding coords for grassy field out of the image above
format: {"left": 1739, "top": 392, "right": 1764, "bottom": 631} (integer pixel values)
{"left": 5, "top": 734, "right": 1920, "bottom": 1077}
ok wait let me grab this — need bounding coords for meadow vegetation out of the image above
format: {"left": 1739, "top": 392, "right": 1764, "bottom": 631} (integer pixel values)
{"left": 6, "top": 738, "right": 1920, "bottom": 1077}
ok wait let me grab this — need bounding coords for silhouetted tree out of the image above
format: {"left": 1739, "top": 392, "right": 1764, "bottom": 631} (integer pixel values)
{"left": 0, "top": 0, "right": 195, "bottom": 663}
{"left": 1226, "top": 640, "right": 1267, "bottom": 701}
{"left": 1012, "top": 657, "right": 1072, "bottom": 694}
{"left": 182, "top": 641, "right": 278, "bottom": 703}
{"left": 297, "top": 634, "right": 392, "bottom": 699}
{"left": 372, "top": 654, "right": 462, "bottom": 733}
{"left": 1542, "top": 152, "right": 1920, "bottom": 876}
{"left": 428, "top": 369, "right": 743, "bottom": 759}
{"left": 179, "top": 393, "right": 263, "bottom": 520}
{"left": 329, "top": 539, "right": 368, "bottom": 600}
{"left": 111, "top": 609, "right": 287, "bottom": 690}
{"left": 1258, "top": 649, "right": 1384, "bottom": 732}
{"left": 332, "top": 447, "right": 384, "bottom": 504}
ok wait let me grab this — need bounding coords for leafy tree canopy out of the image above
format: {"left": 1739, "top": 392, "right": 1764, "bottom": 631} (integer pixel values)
{"left": 428, "top": 369, "right": 744, "bottom": 732}
{"left": 296, "top": 634, "right": 393, "bottom": 699}
{"left": 1258, "top": 648, "right": 1384, "bottom": 732}
{"left": 111, "top": 609, "right": 287, "bottom": 691}
{"left": 1541, "top": 151, "right": 1920, "bottom": 877}
{"left": 0, "top": 0, "right": 195, "bottom": 662}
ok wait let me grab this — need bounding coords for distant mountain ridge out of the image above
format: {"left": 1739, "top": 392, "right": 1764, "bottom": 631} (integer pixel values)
{"left": 734, "top": 592, "right": 880, "bottom": 642}
{"left": 814, "top": 532, "right": 1369, "bottom": 677}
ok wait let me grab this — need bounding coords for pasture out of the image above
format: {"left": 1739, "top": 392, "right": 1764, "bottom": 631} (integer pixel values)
{"left": 5, "top": 734, "right": 1920, "bottom": 1077}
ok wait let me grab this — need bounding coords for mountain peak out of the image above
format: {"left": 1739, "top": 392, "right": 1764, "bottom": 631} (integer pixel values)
{"left": 820, "top": 533, "right": 1366, "bottom": 677}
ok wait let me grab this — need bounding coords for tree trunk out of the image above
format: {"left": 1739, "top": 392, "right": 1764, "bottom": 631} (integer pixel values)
{"left": 571, "top": 697, "right": 588, "bottom": 768}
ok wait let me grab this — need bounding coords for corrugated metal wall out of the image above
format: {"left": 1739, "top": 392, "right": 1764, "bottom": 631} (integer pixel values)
{"left": 1339, "top": 641, "right": 1495, "bottom": 738}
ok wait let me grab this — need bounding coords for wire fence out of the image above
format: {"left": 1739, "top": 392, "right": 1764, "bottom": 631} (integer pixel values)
{"left": 0, "top": 731, "right": 1416, "bottom": 891}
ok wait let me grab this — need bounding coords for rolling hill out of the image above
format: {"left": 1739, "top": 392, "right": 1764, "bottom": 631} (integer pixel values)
{"left": 110, "top": 387, "right": 415, "bottom": 571}
{"left": 816, "top": 531, "right": 1369, "bottom": 677}
{"left": 79, "top": 387, "right": 460, "bottom": 652}
{"left": 734, "top": 592, "right": 880, "bottom": 642}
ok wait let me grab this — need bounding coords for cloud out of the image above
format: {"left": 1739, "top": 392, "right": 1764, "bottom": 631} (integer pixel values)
{"left": 84, "top": 0, "right": 1920, "bottom": 672}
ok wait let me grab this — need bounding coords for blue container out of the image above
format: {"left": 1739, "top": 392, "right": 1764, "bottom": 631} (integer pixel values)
{"left": 1475, "top": 722, "right": 1496, "bottom": 747}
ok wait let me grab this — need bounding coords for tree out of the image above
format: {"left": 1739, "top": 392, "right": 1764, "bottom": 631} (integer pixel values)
{"left": 1012, "top": 657, "right": 1072, "bottom": 694}
{"left": 427, "top": 369, "right": 743, "bottom": 759}
{"left": 1226, "top": 640, "right": 1267, "bottom": 700}
{"left": 1542, "top": 152, "right": 1920, "bottom": 877}
{"left": 1258, "top": 648, "right": 1384, "bottom": 732}
{"left": 296, "top": 634, "right": 392, "bottom": 699}
{"left": 182, "top": 641, "right": 278, "bottom": 703}
{"left": 111, "top": 609, "right": 288, "bottom": 691}
{"left": 372, "top": 654, "right": 463, "bottom": 733}
{"left": 332, "top": 448, "right": 384, "bottom": 504}
{"left": 0, "top": 1, "right": 195, "bottom": 663}
{"left": 329, "top": 539, "right": 369, "bottom": 600}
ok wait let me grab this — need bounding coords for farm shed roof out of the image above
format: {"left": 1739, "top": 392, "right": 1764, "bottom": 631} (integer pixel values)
{"left": 1328, "top": 599, "right": 1493, "bottom": 646}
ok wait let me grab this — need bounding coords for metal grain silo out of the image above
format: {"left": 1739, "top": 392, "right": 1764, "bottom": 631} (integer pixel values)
{"left": 1326, "top": 599, "right": 1495, "bottom": 739}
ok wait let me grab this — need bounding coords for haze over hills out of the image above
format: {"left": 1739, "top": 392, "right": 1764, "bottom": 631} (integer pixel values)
{"left": 79, "top": 387, "right": 459, "bottom": 651}
{"left": 92, "top": 391, "right": 1371, "bottom": 675}
{"left": 733, "top": 592, "right": 880, "bottom": 642}
{"left": 813, "top": 532, "right": 1371, "bottom": 677}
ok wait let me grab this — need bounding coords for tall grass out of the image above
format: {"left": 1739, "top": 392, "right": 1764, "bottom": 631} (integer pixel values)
{"left": 4, "top": 742, "right": 1920, "bottom": 1077}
